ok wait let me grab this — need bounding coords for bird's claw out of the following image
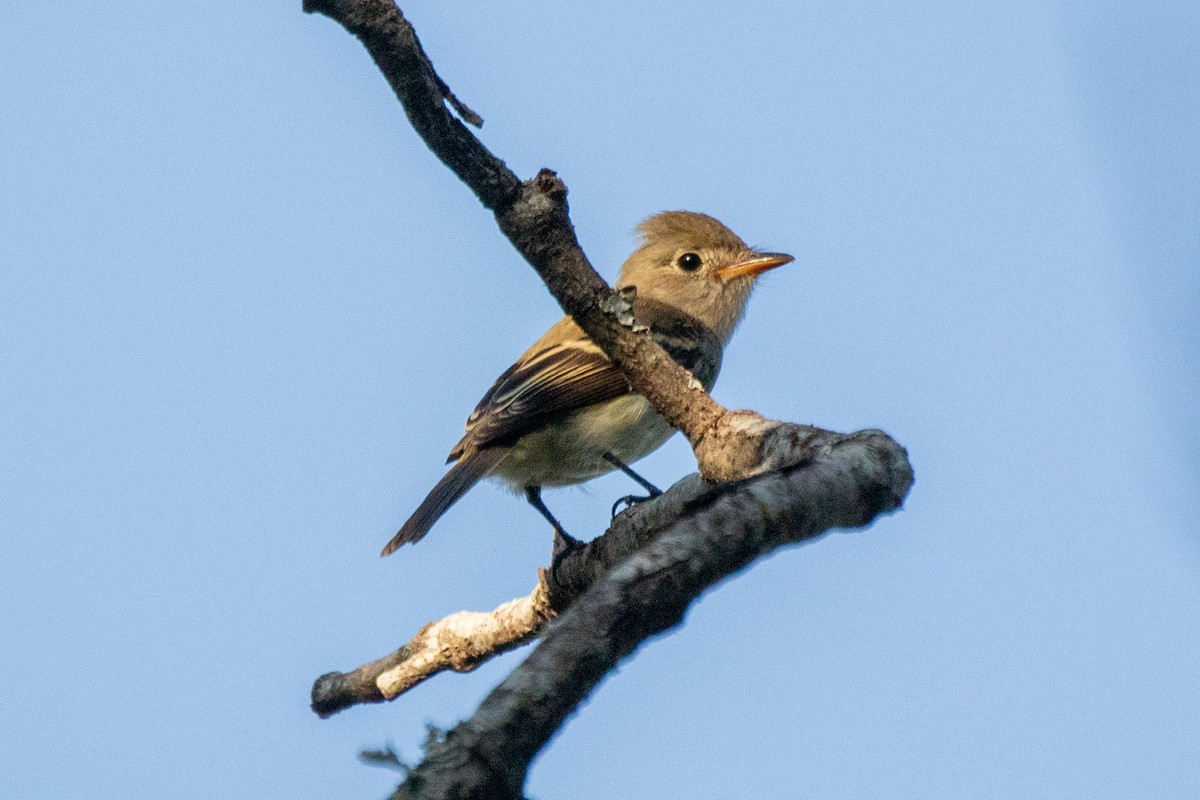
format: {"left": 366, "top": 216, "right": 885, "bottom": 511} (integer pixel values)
{"left": 610, "top": 491, "right": 660, "bottom": 518}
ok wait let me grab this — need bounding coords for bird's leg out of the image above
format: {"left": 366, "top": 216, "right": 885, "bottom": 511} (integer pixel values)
{"left": 602, "top": 452, "right": 662, "bottom": 494}
{"left": 524, "top": 484, "right": 581, "bottom": 550}
{"left": 525, "top": 484, "right": 582, "bottom": 578}
{"left": 603, "top": 452, "right": 663, "bottom": 517}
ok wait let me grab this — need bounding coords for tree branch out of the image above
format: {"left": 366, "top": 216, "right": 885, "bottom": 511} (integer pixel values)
{"left": 388, "top": 427, "right": 912, "bottom": 800}
{"left": 312, "top": 574, "right": 555, "bottom": 716}
{"left": 312, "top": 426, "right": 911, "bottom": 724}
{"left": 304, "top": 0, "right": 744, "bottom": 475}
{"left": 312, "top": 470, "right": 714, "bottom": 717}
{"left": 303, "top": 0, "right": 510, "bottom": 205}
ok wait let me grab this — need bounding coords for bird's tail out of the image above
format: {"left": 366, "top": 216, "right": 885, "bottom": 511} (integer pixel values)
{"left": 380, "top": 449, "right": 505, "bottom": 556}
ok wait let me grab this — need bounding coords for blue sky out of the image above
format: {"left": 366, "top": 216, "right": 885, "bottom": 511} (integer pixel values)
{"left": 2, "top": 2, "right": 1197, "bottom": 798}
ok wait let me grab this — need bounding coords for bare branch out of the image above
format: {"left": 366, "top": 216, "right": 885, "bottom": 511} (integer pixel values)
{"left": 302, "top": 0, "right": 511, "bottom": 205}
{"left": 312, "top": 425, "right": 913, "bottom": 723}
{"left": 312, "top": 471, "right": 715, "bottom": 716}
{"left": 388, "top": 427, "right": 913, "bottom": 799}
{"left": 303, "top": 0, "right": 745, "bottom": 473}
{"left": 312, "top": 575, "right": 555, "bottom": 717}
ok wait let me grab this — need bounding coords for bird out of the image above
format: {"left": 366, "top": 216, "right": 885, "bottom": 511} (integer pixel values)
{"left": 380, "top": 211, "right": 793, "bottom": 556}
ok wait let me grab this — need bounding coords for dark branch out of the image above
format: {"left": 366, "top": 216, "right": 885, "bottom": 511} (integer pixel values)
{"left": 311, "top": 426, "right": 913, "bottom": 725}
{"left": 303, "top": 0, "right": 511, "bottom": 206}
{"left": 391, "top": 428, "right": 913, "bottom": 799}
{"left": 303, "top": 0, "right": 731, "bottom": 463}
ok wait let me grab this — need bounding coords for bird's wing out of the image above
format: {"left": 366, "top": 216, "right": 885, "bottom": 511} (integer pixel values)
{"left": 448, "top": 339, "right": 631, "bottom": 459}
{"left": 447, "top": 300, "right": 723, "bottom": 461}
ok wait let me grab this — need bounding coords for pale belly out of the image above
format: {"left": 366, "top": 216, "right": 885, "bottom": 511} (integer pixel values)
{"left": 491, "top": 394, "right": 675, "bottom": 488}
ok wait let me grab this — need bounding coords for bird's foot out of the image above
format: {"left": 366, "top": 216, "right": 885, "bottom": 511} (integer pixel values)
{"left": 610, "top": 488, "right": 663, "bottom": 518}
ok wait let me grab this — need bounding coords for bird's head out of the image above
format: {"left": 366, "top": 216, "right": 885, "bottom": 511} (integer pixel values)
{"left": 616, "top": 211, "right": 793, "bottom": 342}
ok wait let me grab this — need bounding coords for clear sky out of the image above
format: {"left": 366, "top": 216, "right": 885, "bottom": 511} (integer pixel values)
{"left": 3, "top": 2, "right": 1198, "bottom": 798}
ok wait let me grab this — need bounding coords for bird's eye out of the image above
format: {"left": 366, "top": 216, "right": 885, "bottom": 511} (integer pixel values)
{"left": 678, "top": 252, "right": 702, "bottom": 272}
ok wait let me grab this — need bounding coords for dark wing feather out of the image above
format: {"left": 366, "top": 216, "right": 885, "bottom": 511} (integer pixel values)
{"left": 448, "top": 300, "right": 723, "bottom": 460}
{"left": 449, "top": 341, "right": 631, "bottom": 457}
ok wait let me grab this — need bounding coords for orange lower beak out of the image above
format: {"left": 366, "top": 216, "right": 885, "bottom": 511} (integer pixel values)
{"left": 715, "top": 252, "right": 794, "bottom": 281}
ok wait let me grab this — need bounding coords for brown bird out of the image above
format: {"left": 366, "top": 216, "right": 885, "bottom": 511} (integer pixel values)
{"left": 381, "top": 211, "right": 793, "bottom": 556}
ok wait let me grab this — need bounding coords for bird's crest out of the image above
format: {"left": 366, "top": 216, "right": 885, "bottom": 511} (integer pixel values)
{"left": 636, "top": 211, "right": 748, "bottom": 251}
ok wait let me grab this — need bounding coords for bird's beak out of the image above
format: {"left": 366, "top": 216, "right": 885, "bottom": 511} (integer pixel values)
{"left": 714, "top": 252, "right": 795, "bottom": 281}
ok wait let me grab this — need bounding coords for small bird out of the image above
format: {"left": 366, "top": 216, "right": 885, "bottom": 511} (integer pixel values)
{"left": 381, "top": 211, "right": 793, "bottom": 556}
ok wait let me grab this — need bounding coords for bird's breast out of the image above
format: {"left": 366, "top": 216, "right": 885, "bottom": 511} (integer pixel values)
{"left": 491, "top": 394, "right": 674, "bottom": 489}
